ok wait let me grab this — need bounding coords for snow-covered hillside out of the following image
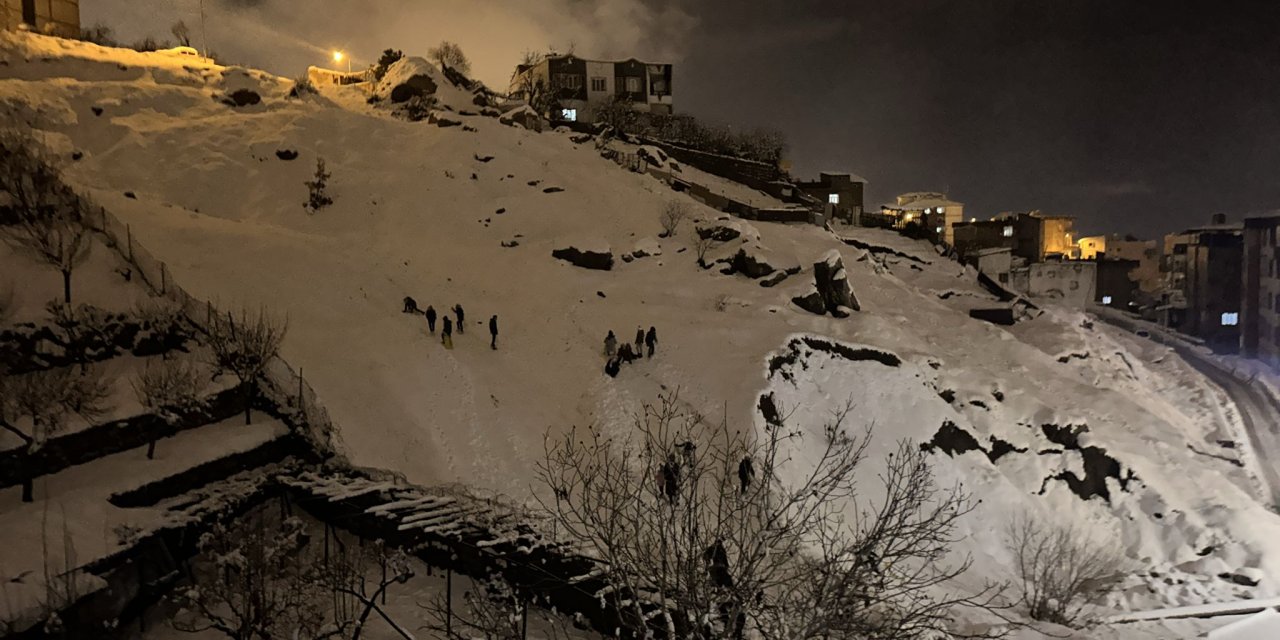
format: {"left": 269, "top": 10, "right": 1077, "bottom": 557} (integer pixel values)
{"left": 3, "top": 32, "right": 1279, "bottom": 636}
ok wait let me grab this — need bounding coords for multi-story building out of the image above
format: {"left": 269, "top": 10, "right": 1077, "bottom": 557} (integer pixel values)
{"left": 880, "top": 192, "right": 963, "bottom": 245}
{"left": 2, "top": 0, "right": 79, "bottom": 37}
{"left": 953, "top": 211, "right": 1076, "bottom": 263}
{"left": 1241, "top": 214, "right": 1280, "bottom": 365}
{"left": 1009, "top": 261, "right": 1097, "bottom": 308}
{"left": 1178, "top": 216, "right": 1243, "bottom": 352}
{"left": 795, "top": 172, "right": 866, "bottom": 225}
{"left": 1077, "top": 234, "right": 1162, "bottom": 294}
{"left": 509, "top": 54, "right": 673, "bottom": 123}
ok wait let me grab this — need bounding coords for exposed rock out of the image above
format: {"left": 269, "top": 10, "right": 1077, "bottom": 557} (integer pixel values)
{"left": 1220, "top": 567, "right": 1264, "bottom": 587}
{"left": 428, "top": 112, "right": 461, "bottom": 127}
{"left": 222, "top": 88, "right": 261, "bottom": 107}
{"left": 813, "top": 250, "right": 859, "bottom": 314}
{"left": 91, "top": 106, "right": 103, "bottom": 116}
{"left": 542, "top": 186, "right": 564, "bottom": 193}
{"left": 376, "top": 57, "right": 439, "bottom": 103}
{"left": 552, "top": 241, "right": 614, "bottom": 271}
{"left": 791, "top": 286, "right": 826, "bottom": 315}
{"left": 275, "top": 149, "right": 298, "bottom": 161}
{"left": 759, "top": 271, "right": 790, "bottom": 288}
{"left": 501, "top": 240, "right": 519, "bottom": 248}
{"left": 970, "top": 307, "right": 1016, "bottom": 325}
{"left": 696, "top": 218, "right": 760, "bottom": 243}
{"left": 474, "top": 154, "right": 494, "bottom": 163}
{"left": 499, "top": 105, "right": 542, "bottom": 130}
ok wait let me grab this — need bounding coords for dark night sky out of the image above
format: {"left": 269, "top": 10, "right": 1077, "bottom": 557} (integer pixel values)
{"left": 92, "top": 0, "right": 1280, "bottom": 236}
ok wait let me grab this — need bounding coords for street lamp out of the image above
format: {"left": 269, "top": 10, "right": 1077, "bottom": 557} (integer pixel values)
{"left": 333, "top": 50, "right": 350, "bottom": 74}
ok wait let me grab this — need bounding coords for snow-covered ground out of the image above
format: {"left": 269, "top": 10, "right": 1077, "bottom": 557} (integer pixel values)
{"left": 3, "top": 31, "right": 1279, "bottom": 637}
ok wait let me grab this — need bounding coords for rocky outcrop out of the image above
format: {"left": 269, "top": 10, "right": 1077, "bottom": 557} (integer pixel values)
{"left": 376, "top": 57, "right": 440, "bottom": 103}
{"left": 222, "top": 88, "right": 261, "bottom": 107}
{"left": 794, "top": 250, "right": 859, "bottom": 316}
{"left": 695, "top": 218, "right": 759, "bottom": 243}
{"left": 791, "top": 285, "right": 827, "bottom": 315}
{"left": 552, "top": 241, "right": 614, "bottom": 271}
{"left": 499, "top": 105, "right": 542, "bottom": 131}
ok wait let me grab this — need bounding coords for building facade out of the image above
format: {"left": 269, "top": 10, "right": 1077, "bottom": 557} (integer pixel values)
{"left": 1009, "top": 261, "right": 1097, "bottom": 308}
{"left": 795, "top": 172, "right": 865, "bottom": 224}
{"left": 1095, "top": 258, "right": 1141, "bottom": 309}
{"left": 880, "top": 192, "right": 963, "bottom": 245}
{"left": 1241, "top": 215, "right": 1280, "bottom": 365}
{"left": 509, "top": 54, "right": 673, "bottom": 123}
{"left": 1180, "top": 219, "right": 1243, "bottom": 352}
{"left": 953, "top": 211, "right": 1077, "bottom": 264}
{"left": 2, "top": 0, "right": 79, "bottom": 37}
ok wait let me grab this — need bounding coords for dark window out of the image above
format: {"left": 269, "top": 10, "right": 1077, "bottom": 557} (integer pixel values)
{"left": 554, "top": 74, "right": 582, "bottom": 90}
{"left": 625, "top": 76, "right": 641, "bottom": 93}
{"left": 22, "top": 0, "right": 37, "bottom": 24}
{"left": 590, "top": 77, "right": 606, "bottom": 92}
{"left": 1274, "top": 293, "right": 1280, "bottom": 311}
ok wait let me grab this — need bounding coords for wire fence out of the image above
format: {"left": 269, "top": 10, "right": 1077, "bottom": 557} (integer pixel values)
{"left": 84, "top": 200, "right": 341, "bottom": 456}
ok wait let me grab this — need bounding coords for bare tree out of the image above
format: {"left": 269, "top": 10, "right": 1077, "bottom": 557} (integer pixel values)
{"left": 173, "top": 511, "right": 414, "bottom": 640}
{"left": 0, "top": 130, "right": 92, "bottom": 304}
{"left": 46, "top": 301, "right": 112, "bottom": 372}
{"left": 428, "top": 41, "right": 472, "bottom": 75}
{"left": 536, "top": 391, "right": 1003, "bottom": 639}
{"left": 0, "top": 366, "right": 112, "bottom": 502}
{"left": 132, "top": 357, "right": 206, "bottom": 459}
{"left": 170, "top": 20, "right": 192, "bottom": 47}
{"left": 1005, "top": 514, "right": 1123, "bottom": 626}
{"left": 694, "top": 234, "right": 718, "bottom": 268}
{"left": 659, "top": 201, "right": 688, "bottom": 238}
{"left": 204, "top": 307, "right": 286, "bottom": 425}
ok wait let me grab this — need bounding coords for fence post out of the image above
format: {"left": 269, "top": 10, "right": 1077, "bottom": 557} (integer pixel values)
{"left": 160, "top": 262, "right": 166, "bottom": 295}
{"left": 298, "top": 367, "right": 305, "bottom": 422}
{"left": 206, "top": 300, "right": 213, "bottom": 327}
{"left": 127, "top": 224, "right": 134, "bottom": 262}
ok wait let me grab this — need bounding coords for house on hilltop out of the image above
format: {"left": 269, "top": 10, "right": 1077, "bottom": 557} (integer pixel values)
{"left": 795, "top": 172, "right": 866, "bottom": 225}
{"left": 509, "top": 54, "right": 673, "bottom": 124}
{"left": 2, "top": 0, "right": 79, "bottom": 38}
{"left": 878, "top": 192, "right": 963, "bottom": 245}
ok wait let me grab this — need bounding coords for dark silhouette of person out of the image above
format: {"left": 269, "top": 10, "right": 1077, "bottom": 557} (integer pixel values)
{"left": 645, "top": 326, "right": 657, "bottom": 357}
{"left": 454, "top": 304, "right": 465, "bottom": 334}
{"left": 604, "top": 330, "right": 618, "bottom": 358}
{"left": 489, "top": 315, "right": 498, "bottom": 350}
{"left": 703, "top": 539, "right": 734, "bottom": 589}
{"left": 618, "top": 342, "right": 637, "bottom": 363}
{"left": 634, "top": 327, "right": 644, "bottom": 353}
{"left": 604, "top": 357, "right": 621, "bottom": 378}
{"left": 442, "top": 316, "right": 453, "bottom": 348}
{"left": 661, "top": 453, "right": 680, "bottom": 503}
{"left": 425, "top": 306, "right": 437, "bottom": 333}
{"left": 403, "top": 296, "right": 419, "bottom": 313}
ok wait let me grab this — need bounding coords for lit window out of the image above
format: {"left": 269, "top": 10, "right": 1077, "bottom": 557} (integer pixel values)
{"left": 560, "top": 108, "right": 577, "bottom": 121}
{"left": 904, "top": 213, "right": 914, "bottom": 222}
{"left": 924, "top": 208, "right": 932, "bottom": 214}
{"left": 1102, "top": 296, "right": 1113, "bottom": 305}
{"left": 1002, "top": 225, "right": 1014, "bottom": 238}
{"left": 937, "top": 206, "right": 945, "bottom": 214}
{"left": 935, "top": 226, "right": 943, "bottom": 233}
{"left": 828, "top": 193, "right": 840, "bottom": 204}
{"left": 625, "top": 76, "right": 641, "bottom": 93}
{"left": 1222, "top": 312, "right": 1239, "bottom": 326}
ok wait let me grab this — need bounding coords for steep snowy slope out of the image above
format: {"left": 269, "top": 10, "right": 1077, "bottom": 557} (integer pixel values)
{"left": 3, "top": 32, "right": 1279, "bottom": 633}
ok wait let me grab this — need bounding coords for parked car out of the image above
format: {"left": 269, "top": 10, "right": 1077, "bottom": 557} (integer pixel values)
{"left": 160, "top": 46, "right": 200, "bottom": 58}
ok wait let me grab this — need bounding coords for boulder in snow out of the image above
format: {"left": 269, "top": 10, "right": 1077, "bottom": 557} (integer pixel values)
{"left": 718, "top": 245, "right": 800, "bottom": 282}
{"left": 695, "top": 217, "right": 760, "bottom": 243}
{"left": 791, "top": 285, "right": 827, "bottom": 315}
{"left": 222, "top": 88, "right": 261, "bottom": 107}
{"left": 631, "top": 237, "right": 663, "bottom": 259}
{"left": 375, "top": 57, "right": 440, "bottom": 103}
{"left": 552, "top": 240, "right": 614, "bottom": 271}
{"left": 813, "top": 250, "right": 859, "bottom": 314}
{"left": 499, "top": 105, "right": 543, "bottom": 131}
{"left": 1220, "top": 567, "right": 1264, "bottom": 587}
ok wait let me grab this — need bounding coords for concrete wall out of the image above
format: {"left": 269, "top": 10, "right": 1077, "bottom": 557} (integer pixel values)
{"left": 1010, "top": 261, "right": 1097, "bottom": 308}
{"left": 2, "top": 0, "right": 79, "bottom": 37}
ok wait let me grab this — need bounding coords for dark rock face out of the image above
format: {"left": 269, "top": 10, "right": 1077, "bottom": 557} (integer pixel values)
{"left": 791, "top": 288, "right": 826, "bottom": 315}
{"left": 723, "top": 248, "right": 777, "bottom": 279}
{"left": 552, "top": 246, "right": 614, "bottom": 271}
{"left": 969, "top": 308, "right": 1016, "bottom": 325}
{"left": 813, "top": 253, "right": 859, "bottom": 314}
{"left": 389, "top": 74, "right": 438, "bottom": 103}
{"left": 275, "top": 149, "right": 299, "bottom": 161}
{"left": 696, "top": 223, "right": 741, "bottom": 242}
{"left": 223, "top": 89, "right": 261, "bottom": 107}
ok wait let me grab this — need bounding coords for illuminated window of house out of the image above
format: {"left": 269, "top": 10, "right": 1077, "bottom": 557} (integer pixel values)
{"left": 1102, "top": 295, "right": 1113, "bottom": 305}
{"left": 935, "top": 226, "right": 943, "bottom": 234}
{"left": 828, "top": 193, "right": 840, "bottom": 204}
{"left": 590, "top": 77, "right": 606, "bottom": 92}
{"left": 937, "top": 206, "right": 945, "bottom": 214}
{"left": 924, "top": 208, "right": 932, "bottom": 214}
{"left": 625, "top": 77, "right": 641, "bottom": 93}
{"left": 1222, "top": 312, "right": 1239, "bottom": 326}
{"left": 1002, "top": 225, "right": 1014, "bottom": 238}
{"left": 560, "top": 108, "right": 577, "bottom": 121}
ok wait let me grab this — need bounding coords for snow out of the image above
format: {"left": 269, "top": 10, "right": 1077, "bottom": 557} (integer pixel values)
{"left": 3, "top": 31, "right": 1280, "bottom": 636}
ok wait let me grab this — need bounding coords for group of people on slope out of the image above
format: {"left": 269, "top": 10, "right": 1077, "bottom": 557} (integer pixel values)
{"left": 404, "top": 297, "right": 499, "bottom": 350}
{"left": 603, "top": 326, "right": 658, "bottom": 377}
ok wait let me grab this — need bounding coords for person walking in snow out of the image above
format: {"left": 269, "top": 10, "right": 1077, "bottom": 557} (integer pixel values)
{"left": 454, "top": 304, "right": 465, "bottom": 334}
{"left": 604, "top": 330, "right": 618, "bottom": 358}
{"left": 442, "top": 316, "right": 454, "bottom": 349}
{"left": 489, "top": 315, "right": 498, "bottom": 350}
{"left": 426, "top": 305, "right": 437, "bottom": 333}
{"left": 634, "top": 327, "right": 644, "bottom": 354}
{"left": 645, "top": 326, "right": 657, "bottom": 358}
{"left": 403, "top": 296, "right": 419, "bottom": 314}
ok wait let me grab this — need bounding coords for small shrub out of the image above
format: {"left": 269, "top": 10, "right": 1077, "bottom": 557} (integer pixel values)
{"left": 1006, "top": 514, "right": 1124, "bottom": 626}
{"left": 130, "top": 36, "right": 171, "bottom": 52}
{"left": 288, "top": 76, "right": 316, "bottom": 98}
{"left": 170, "top": 20, "right": 192, "bottom": 47}
{"left": 78, "top": 23, "right": 116, "bottom": 47}
{"left": 304, "top": 158, "right": 333, "bottom": 212}
{"left": 372, "top": 48, "right": 404, "bottom": 82}
{"left": 659, "top": 200, "right": 688, "bottom": 238}
{"left": 694, "top": 234, "right": 717, "bottom": 267}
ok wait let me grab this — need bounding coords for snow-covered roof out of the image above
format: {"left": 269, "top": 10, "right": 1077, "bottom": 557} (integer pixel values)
{"left": 882, "top": 197, "right": 961, "bottom": 211}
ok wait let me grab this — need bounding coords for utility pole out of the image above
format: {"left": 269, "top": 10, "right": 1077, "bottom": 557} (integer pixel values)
{"left": 199, "top": 0, "right": 208, "bottom": 58}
